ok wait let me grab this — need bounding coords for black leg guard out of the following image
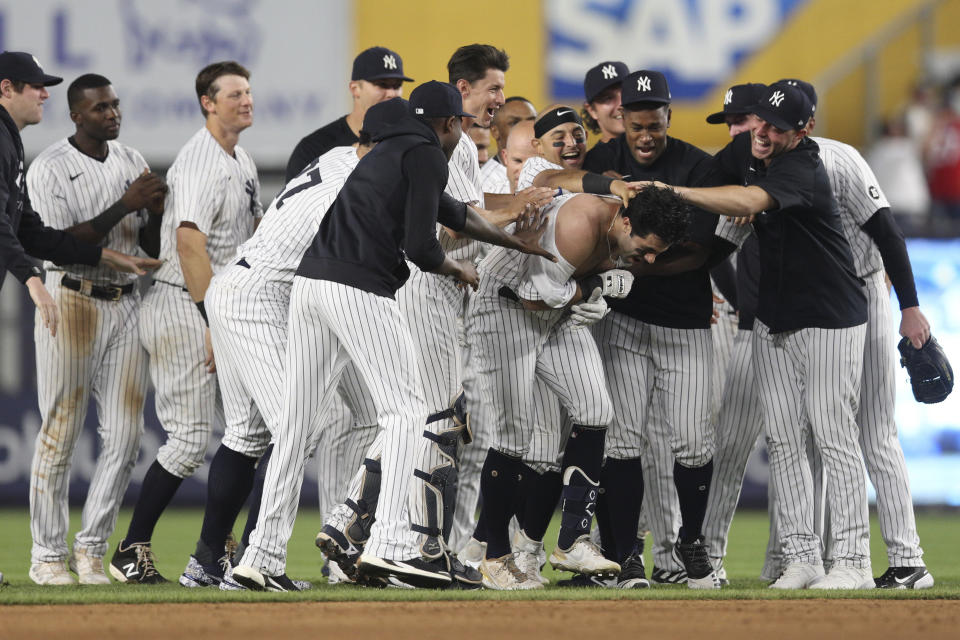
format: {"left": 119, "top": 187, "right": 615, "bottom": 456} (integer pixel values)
{"left": 557, "top": 466, "right": 600, "bottom": 550}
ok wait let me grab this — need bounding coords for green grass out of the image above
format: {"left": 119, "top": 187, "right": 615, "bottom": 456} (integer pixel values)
{"left": 1, "top": 507, "right": 958, "bottom": 604}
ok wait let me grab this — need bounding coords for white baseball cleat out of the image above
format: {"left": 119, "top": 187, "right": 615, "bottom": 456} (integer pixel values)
{"left": 768, "top": 562, "right": 825, "bottom": 589}
{"left": 809, "top": 566, "right": 875, "bottom": 590}
{"left": 512, "top": 530, "right": 549, "bottom": 585}
{"left": 480, "top": 554, "right": 543, "bottom": 590}
{"left": 29, "top": 560, "right": 77, "bottom": 586}
{"left": 550, "top": 535, "right": 620, "bottom": 577}
{"left": 71, "top": 550, "right": 111, "bottom": 585}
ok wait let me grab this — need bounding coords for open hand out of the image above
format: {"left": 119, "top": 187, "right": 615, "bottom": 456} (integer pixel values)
{"left": 512, "top": 205, "right": 558, "bottom": 262}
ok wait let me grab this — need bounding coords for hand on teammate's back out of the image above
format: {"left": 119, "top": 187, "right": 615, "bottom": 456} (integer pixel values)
{"left": 121, "top": 172, "right": 168, "bottom": 214}
{"left": 512, "top": 205, "right": 558, "bottom": 262}
{"left": 453, "top": 259, "right": 480, "bottom": 291}
{"left": 513, "top": 186, "right": 554, "bottom": 214}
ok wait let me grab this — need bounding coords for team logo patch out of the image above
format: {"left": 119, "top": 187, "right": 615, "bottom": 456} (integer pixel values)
{"left": 769, "top": 91, "right": 785, "bottom": 107}
{"left": 869, "top": 185, "right": 880, "bottom": 200}
{"left": 637, "top": 76, "right": 652, "bottom": 92}
{"left": 601, "top": 64, "right": 618, "bottom": 80}
{"left": 724, "top": 89, "right": 733, "bottom": 105}
{"left": 383, "top": 54, "right": 397, "bottom": 70}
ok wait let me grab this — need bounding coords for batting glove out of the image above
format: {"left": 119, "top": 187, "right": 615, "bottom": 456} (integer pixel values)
{"left": 570, "top": 288, "right": 610, "bottom": 326}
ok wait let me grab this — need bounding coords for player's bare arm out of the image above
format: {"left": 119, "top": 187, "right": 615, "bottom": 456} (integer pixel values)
{"left": 654, "top": 182, "right": 774, "bottom": 218}
{"left": 443, "top": 186, "right": 554, "bottom": 238}
{"left": 177, "top": 221, "right": 216, "bottom": 372}
{"left": 531, "top": 168, "right": 641, "bottom": 206}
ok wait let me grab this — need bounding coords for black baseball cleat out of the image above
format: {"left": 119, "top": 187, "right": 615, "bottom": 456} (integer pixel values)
{"left": 109, "top": 542, "right": 168, "bottom": 584}
{"left": 231, "top": 565, "right": 309, "bottom": 592}
{"left": 446, "top": 553, "right": 483, "bottom": 590}
{"left": 316, "top": 525, "right": 362, "bottom": 582}
{"left": 650, "top": 565, "right": 687, "bottom": 585}
{"left": 673, "top": 537, "right": 721, "bottom": 589}
{"left": 874, "top": 566, "right": 934, "bottom": 589}
{"left": 357, "top": 553, "right": 452, "bottom": 589}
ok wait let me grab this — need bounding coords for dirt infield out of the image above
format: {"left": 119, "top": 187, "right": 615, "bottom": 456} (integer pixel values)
{"left": 4, "top": 600, "right": 959, "bottom": 639}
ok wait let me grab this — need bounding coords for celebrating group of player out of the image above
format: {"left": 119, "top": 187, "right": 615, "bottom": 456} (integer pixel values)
{"left": 3, "top": 40, "right": 936, "bottom": 593}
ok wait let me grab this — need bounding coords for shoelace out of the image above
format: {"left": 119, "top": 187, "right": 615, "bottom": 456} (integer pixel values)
{"left": 224, "top": 533, "right": 239, "bottom": 564}
{"left": 218, "top": 553, "right": 232, "bottom": 576}
{"left": 505, "top": 554, "right": 528, "bottom": 582}
{"left": 135, "top": 544, "right": 160, "bottom": 578}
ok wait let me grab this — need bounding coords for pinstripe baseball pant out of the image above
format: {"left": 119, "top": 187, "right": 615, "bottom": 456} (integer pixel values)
{"left": 241, "top": 277, "right": 423, "bottom": 574}
{"left": 30, "top": 272, "right": 148, "bottom": 563}
{"left": 593, "top": 312, "right": 714, "bottom": 570}
{"left": 753, "top": 319, "right": 869, "bottom": 568}
{"left": 139, "top": 283, "right": 224, "bottom": 479}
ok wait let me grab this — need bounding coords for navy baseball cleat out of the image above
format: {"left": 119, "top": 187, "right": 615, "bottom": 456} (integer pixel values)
{"left": 109, "top": 542, "right": 168, "bottom": 584}
{"left": 231, "top": 565, "right": 310, "bottom": 592}
{"left": 357, "top": 554, "right": 452, "bottom": 589}
{"left": 874, "top": 566, "right": 934, "bottom": 589}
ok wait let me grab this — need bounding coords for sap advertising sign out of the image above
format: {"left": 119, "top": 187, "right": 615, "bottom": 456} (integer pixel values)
{"left": 0, "top": 0, "right": 350, "bottom": 166}
{"left": 549, "top": 0, "right": 807, "bottom": 100}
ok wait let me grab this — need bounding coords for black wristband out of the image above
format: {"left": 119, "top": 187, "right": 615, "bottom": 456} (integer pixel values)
{"left": 195, "top": 300, "right": 209, "bottom": 326}
{"left": 582, "top": 173, "right": 615, "bottom": 195}
{"left": 578, "top": 274, "right": 602, "bottom": 298}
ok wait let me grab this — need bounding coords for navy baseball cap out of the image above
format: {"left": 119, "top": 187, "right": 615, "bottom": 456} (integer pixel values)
{"left": 778, "top": 78, "right": 818, "bottom": 115}
{"left": 409, "top": 81, "right": 474, "bottom": 118}
{"left": 621, "top": 70, "right": 671, "bottom": 107}
{"left": 706, "top": 83, "right": 767, "bottom": 124}
{"left": 583, "top": 61, "right": 629, "bottom": 103}
{"left": 0, "top": 51, "right": 62, "bottom": 86}
{"left": 362, "top": 97, "right": 409, "bottom": 138}
{"left": 351, "top": 46, "right": 413, "bottom": 82}
{"left": 750, "top": 82, "right": 812, "bottom": 131}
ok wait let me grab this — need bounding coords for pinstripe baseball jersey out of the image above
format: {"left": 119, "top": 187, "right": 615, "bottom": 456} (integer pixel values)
{"left": 237, "top": 146, "right": 359, "bottom": 282}
{"left": 153, "top": 127, "right": 261, "bottom": 285}
{"left": 478, "top": 192, "right": 578, "bottom": 291}
{"left": 480, "top": 157, "right": 510, "bottom": 194}
{"left": 27, "top": 139, "right": 149, "bottom": 285}
{"left": 814, "top": 137, "right": 889, "bottom": 278}
{"left": 440, "top": 131, "right": 485, "bottom": 262}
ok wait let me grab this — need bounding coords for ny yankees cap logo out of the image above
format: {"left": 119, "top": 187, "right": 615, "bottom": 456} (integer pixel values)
{"left": 769, "top": 90, "right": 785, "bottom": 107}
{"left": 383, "top": 54, "right": 397, "bottom": 70}
{"left": 637, "top": 76, "right": 652, "bottom": 92}
{"left": 724, "top": 89, "right": 733, "bottom": 105}
{"left": 601, "top": 64, "right": 618, "bottom": 80}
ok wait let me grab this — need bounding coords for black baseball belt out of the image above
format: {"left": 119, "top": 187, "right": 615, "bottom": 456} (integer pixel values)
{"left": 61, "top": 275, "right": 134, "bottom": 301}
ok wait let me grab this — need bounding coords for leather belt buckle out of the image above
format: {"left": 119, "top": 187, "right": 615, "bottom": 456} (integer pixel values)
{"left": 108, "top": 286, "right": 123, "bottom": 301}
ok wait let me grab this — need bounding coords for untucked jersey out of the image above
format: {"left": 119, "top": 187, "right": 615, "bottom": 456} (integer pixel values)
{"left": 154, "top": 127, "right": 261, "bottom": 286}
{"left": 28, "top": 139, "right": 150, "bottom": 285}
{"left": 440, "top": 131, "right": 485, "bottom": 262}
{"left": 237, "top": 146, "right": 359, "bottom": 284}
{"left": 480, "top": 192, "right": 579, "bottom": 298}
{"left": 814, "top": 137, "right": 889, "bottom": 278}
{"left": 480, "top": 157, "right": 510, "bottom": 194}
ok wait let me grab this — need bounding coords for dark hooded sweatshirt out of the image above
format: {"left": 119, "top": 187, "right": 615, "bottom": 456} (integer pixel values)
{"left": 0, "top": 104, "right": 100, "bottom": 289}
{"left": 297, "top": 114, "right": 465, "bottom": 298}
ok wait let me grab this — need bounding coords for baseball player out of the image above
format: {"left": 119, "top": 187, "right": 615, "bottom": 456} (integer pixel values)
{"left": 285, "top": 46, "right": 413, "bottom": 181}
{"left": 26, "top": 74, "right": 167, "bottom": 586}
{"left": 575, "top": 70, "right": 727, "bottom": 589}
{"left": 110, "top": 61, "right": 261, "bottom": 585}
{"left": 704, "top": 79, "right": 935, "bottom": 590}
{"left": 490, "top": 106, "right": 648, "bottom": 588}
{"left": 480, "top": 96, "right": 537, "bottom": 194}
{"left": 181, "top": 101, "right": 413, "bottom": 592}
{"left": 0, "top": 52, "right": 156, "bottom": 345}
{"left": 582, "top": 61, "right": 629, "bottom": 157}
{"left": 665, "top": 82, "right": 873, "bottom": 589}
{"left": 468, "top": 179, "right": 689, "bottom": 589}
{"left": 232, "top": 82, "right": 554, "bottom": 591}
{"left": 397, "top": 46, "right": 555, "bottom": 578}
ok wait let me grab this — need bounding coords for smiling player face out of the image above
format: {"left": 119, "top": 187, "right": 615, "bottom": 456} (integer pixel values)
{"left": 535, "top": 120, "right": 586, "bottom": 169}
{"left": 460, "top": 68, "right": 506, "bottom": 127}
